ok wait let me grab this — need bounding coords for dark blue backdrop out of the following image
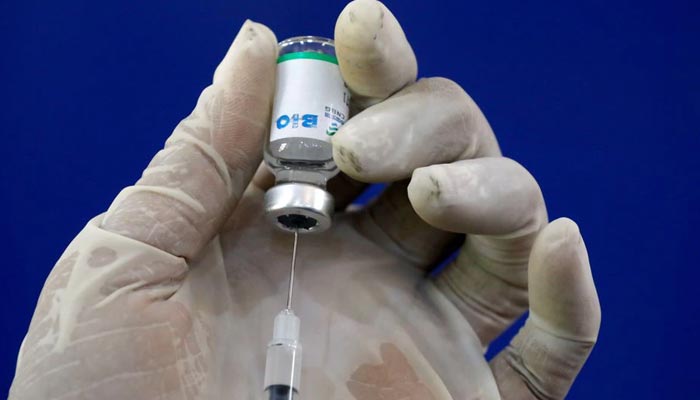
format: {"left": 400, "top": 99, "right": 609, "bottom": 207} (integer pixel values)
{"left": 2, "top": 0, "right": 698, "bottom": 398}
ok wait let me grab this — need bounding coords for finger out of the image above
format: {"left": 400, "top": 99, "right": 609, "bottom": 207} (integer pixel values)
{"left": 408, "top": 158, "right": 547, "bottom": 345}
{"left": 408, "top": 158, "right": 546, "bottom": 236}
{"left": 335, "top": 0, "right": 417, "bottom": 110}
{"left": 333, "top": 77, "right": 500, "bottom": 183}
{"left": 331, "top": 0, "right": 416, "bottom": 208}
{"left": 490, "top": 218, "right": 601, "bottom": 399}
{"left": 345, "top": 78, "right": 502, "bottom": 272}
{"left": 101, "top": 20, "right": 278, "bottom": 260}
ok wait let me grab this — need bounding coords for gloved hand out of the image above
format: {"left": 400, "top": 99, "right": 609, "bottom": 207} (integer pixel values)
{"left": 9, "top": 0, "right": 600, "bottom": 399}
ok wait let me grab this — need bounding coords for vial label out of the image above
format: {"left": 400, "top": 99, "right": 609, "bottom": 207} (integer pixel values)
{"left": 270, "top": 52, "right": 350, "bottom": 142}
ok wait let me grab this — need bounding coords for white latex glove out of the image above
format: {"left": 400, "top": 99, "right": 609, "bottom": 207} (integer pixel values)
{"left": 9, "top": 1, "right": 600, "bottom": 399}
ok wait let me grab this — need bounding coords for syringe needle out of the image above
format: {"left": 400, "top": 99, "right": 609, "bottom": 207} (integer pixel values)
{"left": 286, "top": 230, "right": 298, "bottom": 310}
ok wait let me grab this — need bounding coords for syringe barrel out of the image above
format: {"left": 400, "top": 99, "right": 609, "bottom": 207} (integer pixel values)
{"left": 264, "top": 340, "right": 301, "bottom": 398}
{"left": 264, "top": 310, "right": 302, "bottom": 398}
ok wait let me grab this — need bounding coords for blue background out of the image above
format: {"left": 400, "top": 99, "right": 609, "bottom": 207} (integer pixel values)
{"left": 2, "top": 0, "right": 698, "bottom": 397}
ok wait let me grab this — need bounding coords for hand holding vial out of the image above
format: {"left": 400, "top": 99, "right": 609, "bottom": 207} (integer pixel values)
{"left": 9, "top": 1, "right": 600, "bottom": 399}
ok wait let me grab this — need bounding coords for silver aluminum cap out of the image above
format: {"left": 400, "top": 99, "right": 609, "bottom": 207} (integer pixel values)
{"left": 264, "top": 183, "right": 334, "bottom": 233}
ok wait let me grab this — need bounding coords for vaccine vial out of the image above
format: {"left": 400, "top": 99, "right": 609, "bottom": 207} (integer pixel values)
{"left": 263, "top": 36, "right": 350, "bottom": 233}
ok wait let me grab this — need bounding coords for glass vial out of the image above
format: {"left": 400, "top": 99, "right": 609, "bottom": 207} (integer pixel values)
{"left": 263, "top": 36, "right": 350, "bottom": 233}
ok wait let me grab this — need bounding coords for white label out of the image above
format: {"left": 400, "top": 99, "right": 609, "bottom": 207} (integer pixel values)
{"left": 270, "top": 54, "right": 349, "bottom": 142}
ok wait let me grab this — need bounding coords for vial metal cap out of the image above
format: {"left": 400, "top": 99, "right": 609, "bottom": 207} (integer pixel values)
{"left": 264, "top": 183, "right": 334, "bottom": 233}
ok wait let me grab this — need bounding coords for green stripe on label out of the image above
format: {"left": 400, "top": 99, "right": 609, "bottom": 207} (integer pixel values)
{"left": 277, "top": 51, "right": 338, "bottom": 65}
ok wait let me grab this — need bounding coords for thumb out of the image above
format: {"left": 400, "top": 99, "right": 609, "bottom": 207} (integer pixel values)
{"left": 10, "top": 20, "right": 278, "bottom": 397}
{"left": 102, "top": 20, "right": 277, "bottom": 260}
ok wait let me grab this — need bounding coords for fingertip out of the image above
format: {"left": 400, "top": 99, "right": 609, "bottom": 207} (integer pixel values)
{"left": 331, "top": 148, "right": 371, "bottom": 182}
{"left": 530, "top": 218, "right": 585, "bottom": 279}
{"left": 536, "top": 217, "right": 581, "bottom": 246}
{"left": 407, "top": 164, "right": 452, "bottom": 230}
{"left": 249, "top": 21, "right": 279, "bottom": 59}
{"left": 336, "top": 0, "right": 385, "bottom": 48}
{"left": 335, "top": 0, "right": 417, "bottom": 106}
{"left": 331, "top": 126, "right": 382, "bottom": 182}
{"left": 237, "top": 19, "right": 278, "bottom": 56}
{"left": 213, "top": 19, "right": 278, "bottom": 85}
{"left": 407, "top": 158, "right": 546, "bottom": 236}
{"left": 239, "top": 19, "right": 278, "bottom": 43}
{"left": 529, "top": 218, "right": 601, "bottom": 342}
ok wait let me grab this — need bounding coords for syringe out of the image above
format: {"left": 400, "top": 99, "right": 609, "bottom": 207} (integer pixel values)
{"left": 263, "top": 231, "right": 302, "bottom": 399}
